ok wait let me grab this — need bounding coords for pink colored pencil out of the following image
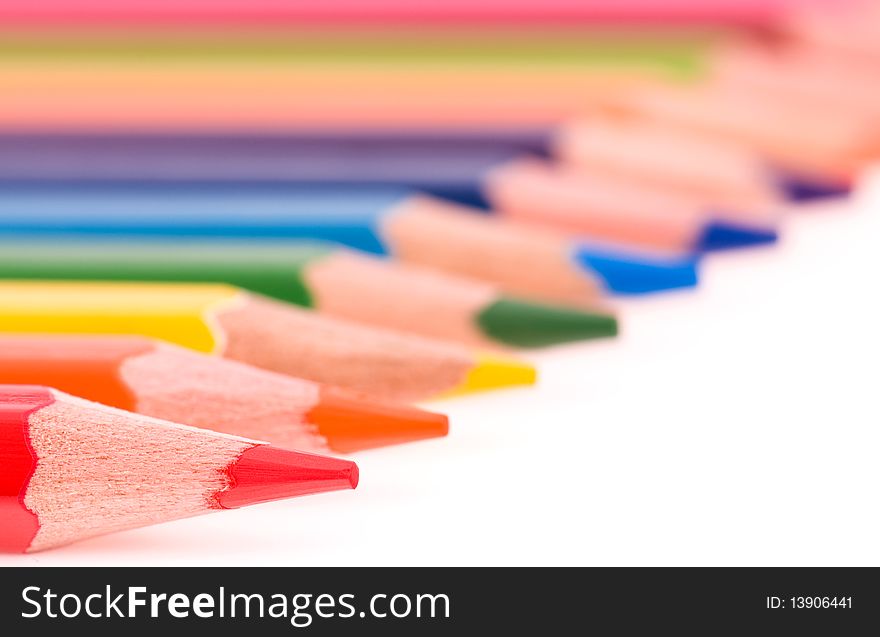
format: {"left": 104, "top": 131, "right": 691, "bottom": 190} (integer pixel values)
{"left": 782, "top": 0, "right": 880, "bottom": 63}
{"left": 0, "top": 0, "right": 801, "bottom": 27}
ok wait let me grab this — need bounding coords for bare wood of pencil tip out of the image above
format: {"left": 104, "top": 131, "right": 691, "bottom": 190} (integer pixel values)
{"left": 0, "top": 240, "right": 618, "bottom": 349}
{"left": 0, "top": 281, "right": 536, "bottom": 402}
{"left": 0, "top": 334, "right": 450, "bottom": 453}
{"left": 0, "top": 385, "right": 358, "bottom": 553}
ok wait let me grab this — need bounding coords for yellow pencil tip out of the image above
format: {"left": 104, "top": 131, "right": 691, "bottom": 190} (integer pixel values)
{"left": 446, "top": 353, "right": 537, "bottom": 397}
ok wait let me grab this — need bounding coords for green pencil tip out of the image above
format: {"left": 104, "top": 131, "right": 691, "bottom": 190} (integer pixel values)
{"left": 477, "top": 297, "right": 618, "bottom": 348}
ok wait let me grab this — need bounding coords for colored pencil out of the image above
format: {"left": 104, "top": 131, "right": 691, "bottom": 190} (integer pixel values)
{"left": 709, "top": 41, "right": 880, "bottom": 120}
{"left": 608, "top": 82, "right": 877, "bottom": 189}
{"left": 551, "top": 115, "right": 790, "bottom": 208}
{"left": 0, "top": 385, "right": 358, "bottom": 553}
{"left": 0, "top": 130, "right": 785, "bottom": 245}
{"left": 0, "top": 61, "right": 674, "bottom": 130}
{"left": 0, "top": 0, "right": 794, "bottom": 27}
{"left": 0, "top": 281, "right": 536, "bottom": 402}
{"left": 0, "top": 335, "right": 448, "bottom": 453}
{"left": 0, "top": 29, "right": 711, "bottom": 73}
{"left": 782, "top": 2, "right": 880, "bottom": 65}
{"left": 0, "top": 122, "right": 823, "bottom": 208}
{"left": 0, "top": 241, "right": 618, "bottom": 348}
{"left": 0, "top": 188, "right": 699, "bottom": 300}
{"left": 484, "top": 158, "right": 779, "bottom": 252}
{"left": 0, "top": 131, "right": 552, "bottom": 210}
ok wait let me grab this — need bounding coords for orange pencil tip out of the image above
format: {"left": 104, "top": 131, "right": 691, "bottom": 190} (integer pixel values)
{"left": 218, "top": 444, "right": 358, "bottom": 509}
{"left": 309, "top": 386, "right": 449, "bottom": 453}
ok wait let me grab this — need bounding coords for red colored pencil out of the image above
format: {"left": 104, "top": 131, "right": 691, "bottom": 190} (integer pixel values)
{"left": 0, "top": 385, "right": 358, "bottom": 553}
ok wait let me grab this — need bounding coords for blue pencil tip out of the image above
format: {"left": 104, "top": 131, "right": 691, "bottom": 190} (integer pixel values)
{"left": 575, "top": 247, "right": 699, "bottom": 295}
{"left": 696, "top": 221, "right": 778, "bottom": 252}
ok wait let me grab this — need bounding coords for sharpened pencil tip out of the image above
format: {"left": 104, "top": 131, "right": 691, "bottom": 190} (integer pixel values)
{"left": 778, "top": 175, "right": 851, "bottom": 201}
{"left": 477, "top": 297, "right": 617, "bottom": 347}
{"left": 348, "top": 462, "right": 360, "bottom": 489}
{"left": 445, "top": 353, "right": 537, "bottom": 397}
{"left": 309, "top": 385, "right": 449, "bottom": 453}
{"left": 217, "top": 445, "right": 358, "bottom": 509}
{"left": 575, "top": 246, "right": 699, "bottom": 295}
{"left": 696, "top": 220, "right": 778, "bottom": 251}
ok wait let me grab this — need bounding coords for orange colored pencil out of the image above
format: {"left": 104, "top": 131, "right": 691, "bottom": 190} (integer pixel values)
{"left": 0, "top": 335, "right": 448, "bottom": 453}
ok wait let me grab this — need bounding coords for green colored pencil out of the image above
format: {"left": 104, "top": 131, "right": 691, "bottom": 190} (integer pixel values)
{"left": 0, "top": 240, "right": 617, "bottom": 348}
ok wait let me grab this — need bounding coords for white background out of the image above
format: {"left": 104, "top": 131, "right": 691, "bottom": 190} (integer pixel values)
{"left": 4, "top": 171, "right": 879, "bottom": 567}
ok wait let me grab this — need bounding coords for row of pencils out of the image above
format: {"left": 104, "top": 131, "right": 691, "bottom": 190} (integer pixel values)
{"left": 2, "top": 0, "right": 878, "bottom": 553}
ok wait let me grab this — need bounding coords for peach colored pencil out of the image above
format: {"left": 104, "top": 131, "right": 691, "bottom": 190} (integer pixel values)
{"left": 607, "top": 82, "right": 879, "bottom": 185}
{"left": 0, "top": 61, "right": 670, "bottom": 130}
{"left": 709, "top": 41, "right": 880, "bottom": 120}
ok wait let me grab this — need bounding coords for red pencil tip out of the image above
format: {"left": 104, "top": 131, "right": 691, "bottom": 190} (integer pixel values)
{"left": 217, "top": 444, "right": 358, "bottom": 509}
